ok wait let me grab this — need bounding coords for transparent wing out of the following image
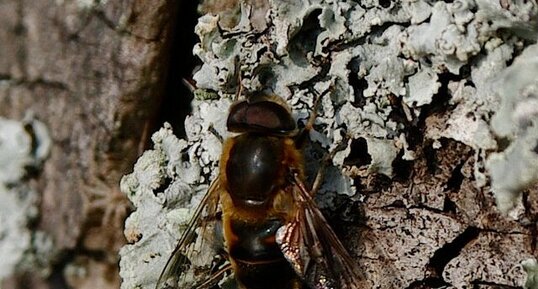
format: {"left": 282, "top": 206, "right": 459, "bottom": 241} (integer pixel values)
{"left": 276, "top": 173, "right": 366, "bottom": 289}
{"left": 156, "top": 177, "right": 232, "bottom": 289}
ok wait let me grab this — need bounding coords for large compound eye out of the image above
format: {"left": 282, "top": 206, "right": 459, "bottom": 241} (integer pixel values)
{"left": 227, "top": 99, "right": 296, "bottom": 134}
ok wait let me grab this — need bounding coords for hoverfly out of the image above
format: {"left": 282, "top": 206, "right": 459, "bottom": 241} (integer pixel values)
{"left": 156, "top": 93, "right": 364, "bottom": 289}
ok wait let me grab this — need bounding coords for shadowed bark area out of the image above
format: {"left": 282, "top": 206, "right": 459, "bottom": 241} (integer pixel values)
{"left": 0, "top": 1, "right": 180, "bottom": 288}
{"left": 2, "top": 1, "right": 538, "bottom": 289}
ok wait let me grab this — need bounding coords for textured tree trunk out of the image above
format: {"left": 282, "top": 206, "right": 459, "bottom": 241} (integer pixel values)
{"left": 2, "top": 1, "right": 538, "bottom": 289}
{"left": 0, "top": 1, "right": 184, "bottom": 288}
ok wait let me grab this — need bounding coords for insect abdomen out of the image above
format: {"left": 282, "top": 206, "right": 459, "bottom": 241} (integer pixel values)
{"left": 219, "top": 131, "right": 305, "bottom": 289}
{"left": 226, "top": 218, "right": 303, "bottom": 289}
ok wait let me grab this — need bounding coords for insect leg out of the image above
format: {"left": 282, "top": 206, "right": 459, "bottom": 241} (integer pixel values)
{"left": 233, "top": 56, "right": 242, "bottom": 101}
{"left": 194, "top": 263, "right": 233, "bottom": 289}
{"left": 182, "top": 78, "right": 197, "bottom": 93}
{"left": 294, "top": 94, "right": 321, "bottom": 148}
{"left": 208, "top": 124, "right": 224, "bottom": 143}
{"left": 310, "top": 139, "right": 350, "bottom": 197}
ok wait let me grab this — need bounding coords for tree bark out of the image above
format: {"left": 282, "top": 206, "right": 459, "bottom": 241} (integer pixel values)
{"left": 2, "top": 1, "right": 538, "bottom": 289}
{"left": 120, "top": 1, "right": 538, "bottom": 289}
{"left": 0, "top": 1, "right": 180, "bottom": 288}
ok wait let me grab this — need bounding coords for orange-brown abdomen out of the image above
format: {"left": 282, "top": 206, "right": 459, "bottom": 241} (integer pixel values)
{"left": 219, "top": 133, "right": 305, "bottom": 289}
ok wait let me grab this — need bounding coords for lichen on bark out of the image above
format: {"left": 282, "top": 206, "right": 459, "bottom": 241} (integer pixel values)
{"left": 120, "top": 1, "right": 538, "bottom": 288}
{"left": 0, "top": 117, "right": 54, "bottom": 279}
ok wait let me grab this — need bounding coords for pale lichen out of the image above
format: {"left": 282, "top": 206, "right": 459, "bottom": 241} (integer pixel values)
{"left": 0, "top": 117, "right": 53, "bottom": 280}
{"left": 486, "top": 44, "right": 538, "bottom": 215}
{"left": 120, "top": 0, "right": 538, "bottom": 288}
{"left": 523, "top": 258, "right": 538, "bottom": 289}
{"left": 119, "top": 120, "right": 224, "bottom": 289}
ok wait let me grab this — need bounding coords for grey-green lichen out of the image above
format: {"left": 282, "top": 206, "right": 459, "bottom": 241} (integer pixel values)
{"left": 523, "top": 258, "right": 538, "bottom": 289}
{"left": 191, "top": 0, "right": 535, "bottom": 181}
{"left": 119, "top": 124, "right": 195, "bottom": 289}
{"left": 192, "top": 0, "right": 538, "bottom": 209}
{"left": 486, "top": 43, "right": 538, "bottom": 215}
{"left": 0, "top": 116, "right": 53, "bottom": 280}
{"left": 119, "top": 116, "right": 229, "bottom": 289}
{"left": 120, "top": 0, "right": 538, "bottom": 288}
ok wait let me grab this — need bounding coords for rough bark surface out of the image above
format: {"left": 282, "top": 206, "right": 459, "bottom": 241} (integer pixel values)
{"left": 119, "top": 1, "right": 538, "bottom": 289}
{"left": 2, "top": 1, "right": 538, "bottom": 289}
{"left": 0, "top": 0, "right": 178, "bottom": 288}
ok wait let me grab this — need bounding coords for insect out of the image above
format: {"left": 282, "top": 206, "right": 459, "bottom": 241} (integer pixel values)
{"left": 156, "top": 93, "right": 363, "bottom": 289}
